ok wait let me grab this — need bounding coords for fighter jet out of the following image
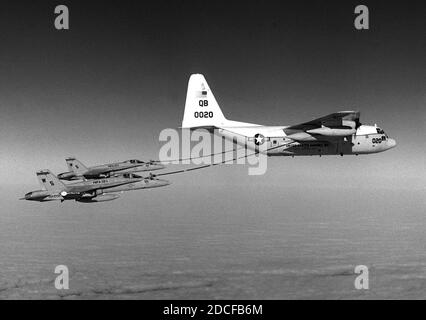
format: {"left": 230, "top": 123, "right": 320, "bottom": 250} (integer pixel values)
{"left": 21, "top": 170, "right": 170, "bottom": 203}
{"left": 58, "top": 157, "right": 165, "bottom": 181}
{"left": 181, "top": 74, "right": 397, "bottom": 156}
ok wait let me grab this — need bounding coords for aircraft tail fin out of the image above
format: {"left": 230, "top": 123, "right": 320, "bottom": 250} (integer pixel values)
{"left": 66, "top": 157, "right": 88, "bottom": 175}
{"left": 182, "top": 74, "right": 230, "bottom": 129}
{"left": 36, "top": 170, "right": 66, "bottom": 191}
{"left": 181, "top": 74, "right": 260, "bottom": 129}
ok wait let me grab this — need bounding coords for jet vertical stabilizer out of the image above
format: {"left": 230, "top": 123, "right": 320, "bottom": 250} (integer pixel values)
{"left": 36, "top": 170, "right": 66, "bottom": 192}
{"left": 66, "top": 157, "right": 88, "bottom": 175}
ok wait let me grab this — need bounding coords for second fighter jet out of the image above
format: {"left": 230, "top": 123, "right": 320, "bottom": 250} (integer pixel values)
{"left": 58, "top": 157, "right": 165, "bottom": 180}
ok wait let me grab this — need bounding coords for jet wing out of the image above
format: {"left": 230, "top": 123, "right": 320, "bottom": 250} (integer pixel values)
{"left": 67, "top": 180, "right": 134, "bottom": 193}
{"left": 285, "top": 111, "right": 360, "bottom": 131}
{"left": 87, "top": 164, "right": 142, "bottom": 177}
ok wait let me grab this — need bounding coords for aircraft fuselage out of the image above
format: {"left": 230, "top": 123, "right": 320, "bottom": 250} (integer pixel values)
{"left": 58, "top": 161, "right": 165, "bottom": 180}
{"left": 218, "top": 124, "right": 396, "bottom": 156}
{"left": 22, "top": 175, "right": 170, "bottom": 202}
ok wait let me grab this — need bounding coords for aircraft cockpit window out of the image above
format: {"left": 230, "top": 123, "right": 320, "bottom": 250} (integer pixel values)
{"left": 25, "top": 192, "right": 32, "bottom": 197}
{"left": 375, "top": 127, "right": 389, "bottom": 138}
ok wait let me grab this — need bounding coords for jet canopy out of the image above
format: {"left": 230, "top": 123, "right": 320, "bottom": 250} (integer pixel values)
{"left": 125, "top": 159, "right": 144, "bottom": 164}
{"left": 122, "top": 173, "right": 142, "bottom": 179}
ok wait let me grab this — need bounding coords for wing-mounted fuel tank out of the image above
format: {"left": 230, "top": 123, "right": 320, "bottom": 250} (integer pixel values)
{"left": 76, "top": 193, "right": 120, "bottom": 203}
{"left": 306, "top": 127, "right": 356, "bottom": 137}
{"left": 285, "top": 120, "right": 356, "bottom": 142}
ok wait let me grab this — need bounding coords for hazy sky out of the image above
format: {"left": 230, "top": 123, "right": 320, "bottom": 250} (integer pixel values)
{"left": 1, "top": 1, "right": 425, "bottom": 300}
{"left": 0, "top": 0, "right": 424, "bottom": 190}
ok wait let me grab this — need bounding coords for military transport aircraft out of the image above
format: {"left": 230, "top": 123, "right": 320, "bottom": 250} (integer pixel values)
{"left": 181, "top": 74, "right": 397, "bottom": 156}
{"left": 58, "top": 157, "right": 165, "bottom": 180}
{"left": 21, "top": 170, "right": 170, "bottom": 203}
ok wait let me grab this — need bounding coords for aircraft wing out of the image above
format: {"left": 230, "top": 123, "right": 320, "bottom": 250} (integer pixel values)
{"left": 67, "top": 180, "right": 134, "bottom": 193}
{"left": 87, "top": 165, "right": 140, "bottom": 176}
{"left": 285, "top": 111, "right": 360, "bottom": 131}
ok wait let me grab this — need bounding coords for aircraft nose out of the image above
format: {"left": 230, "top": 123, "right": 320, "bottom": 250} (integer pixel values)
{"left": 20, "top": 193, "right": 31, "bottom": 200}
{"left": 387, "top": 138, "right": 397, "bottom": 149}
{"left": 158, "top": 179, "right": 170, "bottom": 187}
